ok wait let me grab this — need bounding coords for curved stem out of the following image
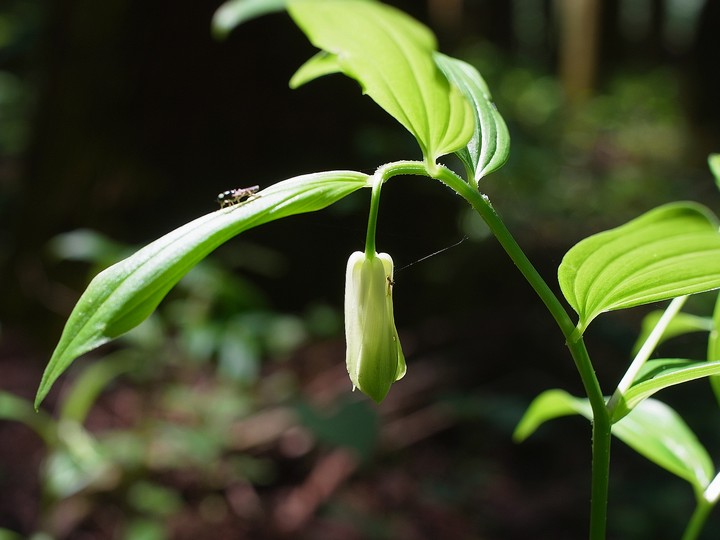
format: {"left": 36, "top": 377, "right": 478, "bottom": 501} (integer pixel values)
{"left": 364, "top": 174, "right": 384, "bottom": 256}
{"left": 683, "top": 500, "right": 713, "bottom": 540}
{"left": 378, "top": 160, "right": 611, "bottom": 539}
{"left": 438, "top": 166, "right": 611, "bottom": 540}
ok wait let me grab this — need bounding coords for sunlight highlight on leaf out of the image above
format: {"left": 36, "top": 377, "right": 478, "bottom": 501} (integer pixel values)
{"left": 287, "top": 0, "right": 474, "bottom": 163}
{"left": 434, "top": 53, "right": 510, "bottom": 182}
{"left": 559, "top": 202, "right": 720, "bottom": 331}
{"left": 36, "top": 171, "right": 369, "bottom": 408}
{"left": 612, "top": 359, "right": 720, "bottom": 421}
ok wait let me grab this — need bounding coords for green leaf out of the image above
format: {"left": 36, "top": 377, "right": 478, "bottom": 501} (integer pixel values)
{"left": 36, "top": 171, "right": 369, "bottom": 408}
{"left": 632, "top": 310, "right": 712, "bottom": 356}
{"left": 515, "top": 389, "right": 714, "bottom": 492}
{"left": 612, "top": 359, "right": 720, "bottom": 421}
{"left": 290, "top": 51, "right": 342, "bottom": 88}
{"left": 434, "top": 53, "right": 510, "bottom": 182}
{"left": 287, "top": 0, "right": 474, "bottom": 163}
{"left": 709, "top": 153, "right": 720, "bottom": 190}
{"left": 513, "top": 389, "right": 590, "bottom": 442}
{"left": 559, "top": 202, "right": 720, "bottom": 331}
{"left": 211, "top": 0, "right": 288, "bottom": 39}
{"left": 612, "top": 398, "right": 714, "bottom": 491}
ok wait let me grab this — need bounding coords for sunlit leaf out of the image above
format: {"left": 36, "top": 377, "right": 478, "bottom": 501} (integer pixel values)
{"left": 287, "top": 0, "right": 474, "bottom": 163}
{"left": 559, "top": 202, "right": 720, "bottom": 332}
{"left": 632, "top": 310, "right": 712, "bottom": 356}
{"left": 36, "top": 171, "right": 369, "bottom": 408}
{"left": 434, "top": 53, "right": 510, "bottom": 181}
{"left": 211, "top": 0, "right": 288, "bottom": 39}
{"left": 612, "top": 398, "right": 714, "bottom": 491}
{"left": 612, "top": 359, "right": 720, "bottom": 421}
{"left": 515, "top": 389, "right": 714, "bottom": 492}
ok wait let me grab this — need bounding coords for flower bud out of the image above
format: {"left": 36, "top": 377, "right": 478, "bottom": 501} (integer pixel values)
{"left": 344, "top": 251, "right": 406, "bottom": 403}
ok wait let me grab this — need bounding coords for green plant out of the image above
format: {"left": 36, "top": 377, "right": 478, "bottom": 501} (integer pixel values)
{"left": 31, "top": 0, "right": 720, "bottom": 537}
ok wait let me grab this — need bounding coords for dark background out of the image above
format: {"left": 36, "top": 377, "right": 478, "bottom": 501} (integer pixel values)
{"left": 2, "top": 0, "right": 720, "bottom": 538}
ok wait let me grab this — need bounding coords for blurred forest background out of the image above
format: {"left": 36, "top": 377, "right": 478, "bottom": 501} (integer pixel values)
{"left": 2, "top": 0, "right": 720, "bottom": 538}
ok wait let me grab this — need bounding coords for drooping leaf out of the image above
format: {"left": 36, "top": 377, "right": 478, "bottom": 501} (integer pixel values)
{"left": 632, "top": 310, "right": 712, "bottom": 356}
{"left": 290, "top": 51, "right": 342, "bottom": 88}
{"left": 612, "top": 359, "right": 720, "bottom": 421}
{"left": 612, "top": 398, "right": 714, "bottom": 492}
{"left": 287, "top": 0, "right": 474, "bottom": 163}
{"left": 36, "top": 171, "right": 369, "bottom": 408}
{"left": 434, "top": 53, "right": 510, "bottom": 182}
{"left": 513, "top": 389, "right": 591, "bottom": 442}
{"left": 515, "top": 389, "right": 714, "bottom": 492}
{"left": 211, "top": 0, "right": 288, "bottom": 39}
{"left": 559, "top": 202, "right": 720, "bottom": 332}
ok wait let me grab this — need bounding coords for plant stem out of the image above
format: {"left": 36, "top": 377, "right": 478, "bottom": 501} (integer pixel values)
{"left": 364, "top": 174, "right": 384, "bottom": 256}
{"left": 683, "top": 499, "right": 713, "bottom": 540}
{"left": 607, "top": 295, "right": 688, "bottom": 415}
{"left": 379, "top": 160, "right": 611, "bottom": 539}
{"left": 441, "top": 168, "right": 611, "bottom": 540}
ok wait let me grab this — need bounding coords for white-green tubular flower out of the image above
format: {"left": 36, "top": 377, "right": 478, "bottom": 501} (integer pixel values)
{"left": 344, "top": 251, "right": 406, "bottom": 403}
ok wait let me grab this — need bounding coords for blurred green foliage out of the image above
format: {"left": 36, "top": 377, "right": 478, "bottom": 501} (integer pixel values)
{"left": 1, "top": 0, "right": 720, "bottom": 538}
{"left": 454, "top": 42, "right": 709, "bottom": 244}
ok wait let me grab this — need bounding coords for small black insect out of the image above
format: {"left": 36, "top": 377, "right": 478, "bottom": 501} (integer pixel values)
{"left": 216, "top": 185, "right": 260, "bottom": 208}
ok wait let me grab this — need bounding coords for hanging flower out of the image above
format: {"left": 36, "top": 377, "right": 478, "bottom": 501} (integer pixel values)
{"left": 344, "top": 250, "right": 406, "bottom": 402}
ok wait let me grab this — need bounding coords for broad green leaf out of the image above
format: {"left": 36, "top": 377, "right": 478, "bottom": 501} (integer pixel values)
{"left": 709, "top": 153, "right": 720, "bottom": 190}
{"left": 613, "top": 398, "right": 714, "bottom": 491}
{"left": 559, "top": 202, "right": 720, "bottom": 332}
{"left": 632, "top": 310, "right": 712, "bottom": 356}
{"left": 211, "top": 0, "right": 288, "bottom": 39}
{"left": 287, "top": 0, "right": 474, "bottom": 163}
{"left": 612, "top": 359, "right": 720, "bottom": 421}
{"left": 515, "top": 389, "right": 714, "bottom": 492}
{"left": 36, "top": 171, "right": 369, "bottom": 408}
{"left": 434, "top": 53, "right": 510, "bottom": 182}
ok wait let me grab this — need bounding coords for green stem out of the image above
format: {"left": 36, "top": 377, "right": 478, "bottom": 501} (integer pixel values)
{"left": 364, "top": 174, "right": 383, "bottom": 256}
{"left": 378, "top": 160, "right": 611, "bottom": 539}
{"left": 365, "top": 162, "right": 430, "bottom": 254}
{"left": 682, "top": 499, "right": 713, "bottom": 540}
{"left": 607, "top": 295, "right": 688, "bottom": 415}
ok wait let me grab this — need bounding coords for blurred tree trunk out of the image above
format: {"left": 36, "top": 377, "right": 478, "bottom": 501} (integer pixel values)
{"left": 555, "top": 0, "right": 601, "bottom": 102}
